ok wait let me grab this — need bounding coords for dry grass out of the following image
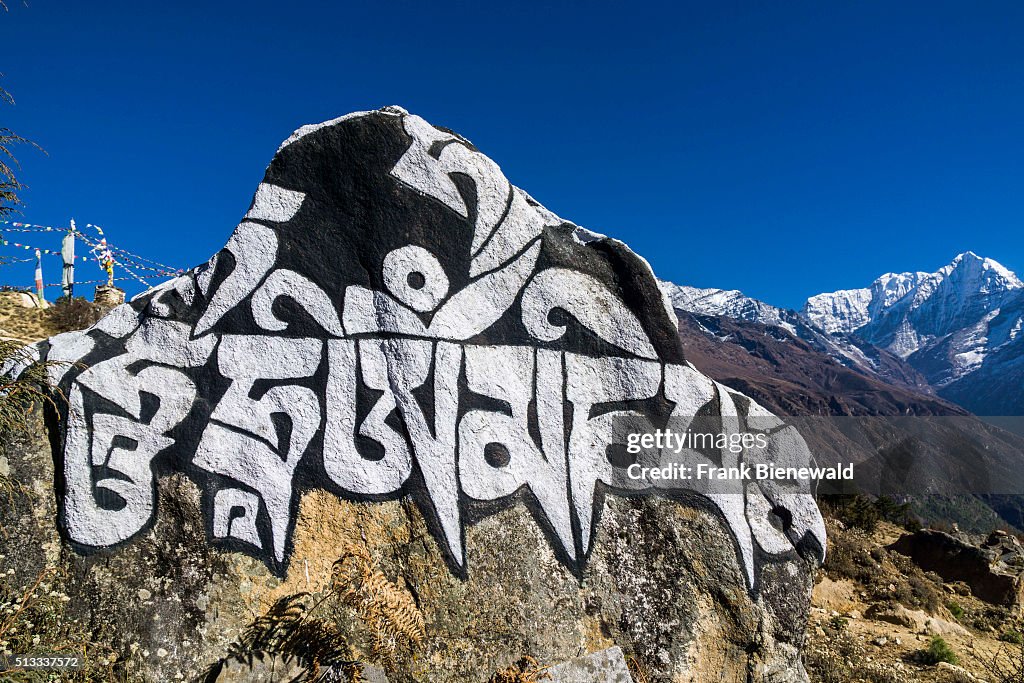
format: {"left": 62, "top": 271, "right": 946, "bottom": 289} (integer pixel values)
{"left": 486, "top": 655, "right": 551, "bottom": 683}
{"left": 204, "top": 542, "right": 427, "bottom": 681}
{"left": 978, "top": 641, "right": 1024, "bottom": 683}
{"left": 331, "top": 542, "right": 425, "bottom": 670}
{"left": 0, "top": 292, "right": 57, "bottom": 344}
{"left": 202, "top": 593, "right": 363, "bottom": 683}
{"left": 626, "top": 654, "right": 650, "bottom": 683}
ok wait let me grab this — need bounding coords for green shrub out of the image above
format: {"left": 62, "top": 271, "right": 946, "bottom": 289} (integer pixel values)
{"left": 921, "top": 636, "right": 958, "bottom": 665}
{"left": 821, "top": 494, "right": 913, "bottom": 533}
{"left": 829, "top": 615, "right": 849, "bottom": 632}
{"left": 1000, "top": 630, "right": 1024, "bottom": 645}
{"left": 947, "top": 600, "right": 964, "bottom": 620}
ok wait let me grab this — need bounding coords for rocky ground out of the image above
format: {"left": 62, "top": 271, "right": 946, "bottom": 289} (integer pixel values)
{"left": 805, "top": 517, "right": 1024, "bottom": 683}
{"left": 0, "top": 290, "right": 105, "bottom": 343}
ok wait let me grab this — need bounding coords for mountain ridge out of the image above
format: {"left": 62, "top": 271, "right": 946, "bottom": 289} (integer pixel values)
{"left": 663, "top": 251, "right": 1024, "bottom": 416}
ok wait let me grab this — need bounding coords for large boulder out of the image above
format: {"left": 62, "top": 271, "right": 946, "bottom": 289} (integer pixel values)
{"left": 1, "top": 106, "right": 825, "bottom": 682}
{"left": 889, "top": 529, "right": 1024, "bottom": 606}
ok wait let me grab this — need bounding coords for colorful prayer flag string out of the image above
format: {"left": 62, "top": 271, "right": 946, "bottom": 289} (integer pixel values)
{"left": 4, "top": 219, "right": 185, "bottom": 289}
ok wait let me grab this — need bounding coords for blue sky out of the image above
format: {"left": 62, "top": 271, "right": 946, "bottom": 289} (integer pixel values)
{"left": 1, "top": 1, "right": 1022, "bottom": 309}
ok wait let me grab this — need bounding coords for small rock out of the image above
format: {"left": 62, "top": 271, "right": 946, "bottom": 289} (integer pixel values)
{"left": 847, "top": 610, "right": 861, "bottom": 619}
{"left": 546, "top": 647, "right": 632, "bottom": 683}
{"left": 872, "top": 637, "right": 888, "bottom": 646}
{"left": 865, "top": 603, "right": 924, "bottom": 630}
{"left": 936, "top": 661, "right": 977, "bottom": 680}
{"left": 157, "top": 648, "right": 168, "bottom": 658}
{"left": 924, "top": 617, "right": 970, "bottom": 638}
{"left": 138, "top": 588, "right": 152, "bottom": 601}
{"left": 360, "top": 664, "right": 390, "bottom": 683}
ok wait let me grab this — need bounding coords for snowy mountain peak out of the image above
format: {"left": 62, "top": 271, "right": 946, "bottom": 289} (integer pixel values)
{"left": 659, "top": 279, "right": 934, "bottom": 390}
{"left": 803, "top": 254, "right": 1022, "bottom": 344}
{"left": 942, "top": 251, "right": 1022, "bottom": 291}
{"left": 658, "top": 281, "right": 796, "bottom": 331}
{"left": 801, "top": 252, "right": 1024, "bottom": 383}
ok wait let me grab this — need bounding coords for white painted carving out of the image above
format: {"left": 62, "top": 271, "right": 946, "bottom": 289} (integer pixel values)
{"left": 323, "top": 339, "right": 414, "bottom": 494}
{"left": 245, "top": 183, "right": 306, "bottom": 223}
{"left": 344, "top": 241, "right": 542, "bottom": 341}
{"left": 342, "top": 285, "right": 429, "bottom": 337}
{"left": 64, "top": 320, "right": 213, "bottom": 547}
{"left": 195, "top": 335, "right": 322, "bottom": 562}
{"left": 213, "top": 488, "right": 263, "bottom": 548}
{"left": 133, "top": 274, "right": 196, "bottom": 317}
{"left": 251, "top": 268, "right": 344, "bottom": 335}
{"left": 470, "top": 188, "right": 544, "bottom": 277}
{"left": 195, "top": 221, "right": 278, "bottom": 335}
{"left": 43, "top": 331, "right": 93, "bottom": 385}
{"left": 390, "top": 114, "right": 467, "bottom": 219}
{"left": 196, "top": 253, "right": 219, "bottom": 296}
{"left": 521, "top": 268, "right": 658, "bottom": 359}
{"left": 565, "top": 353, "right": 662, "bottom": 553}
{"left": 427, "top": 241, "right": 541, "bottom": 340}
{"left": 387, "top": 339, "right": 463, "bottom": 566}
{"left": 382, "top": 245, "right": 449, "bottom": 313}
{"left": 92, "top": 303, "right": 143, "bottom": 338}
{"left": 458, "top": 346, "right": 575, "bottom": 561}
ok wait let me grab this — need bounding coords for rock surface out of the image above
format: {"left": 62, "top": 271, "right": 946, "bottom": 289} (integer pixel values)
{"left": 546, "top": 646, "right": 632, "bottom": 682}
{"left": 2, "top": 107, "right": 825, "bottom": 681}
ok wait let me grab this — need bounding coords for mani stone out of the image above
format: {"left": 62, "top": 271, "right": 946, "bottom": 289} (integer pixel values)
{"left": 2, "top": 106, "right": 826, "bottom": 682}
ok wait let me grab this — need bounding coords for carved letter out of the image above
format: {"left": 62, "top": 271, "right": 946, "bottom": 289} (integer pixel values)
{"left": 194, "top": 335, "right": 322, "bottom": 563}
{"left": 565, "top": 353, "right": 661, "bottom": 556}
{"left": 458, "top": 346, "right": 574, "bottom": 561}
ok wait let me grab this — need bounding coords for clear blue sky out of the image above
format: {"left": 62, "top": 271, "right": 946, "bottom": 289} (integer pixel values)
{"left": 1, "top": 1, "right": 1022, "bottom": 309}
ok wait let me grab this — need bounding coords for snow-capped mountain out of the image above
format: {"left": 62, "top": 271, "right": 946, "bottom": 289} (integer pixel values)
{"left": 804, "top": 252, "right": 1022, "bottom": 358}
{"left": 662, "top": 252, "right": 1024, "bottom": 415}
{"left": 660, "top": 280, "right": 933, "bottom": 391}
{"left": 803, "top": 252, "right": 1024, "bottom": 389}
{"left": 662, "top": 285, "right": 799, "bottom": 332}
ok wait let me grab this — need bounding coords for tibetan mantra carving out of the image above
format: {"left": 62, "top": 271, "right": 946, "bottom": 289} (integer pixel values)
{"left": 35, "top": 108, "right": 825, "bottom": 590}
